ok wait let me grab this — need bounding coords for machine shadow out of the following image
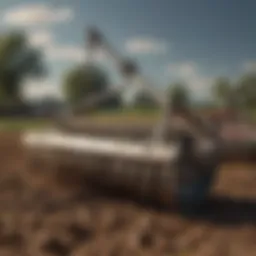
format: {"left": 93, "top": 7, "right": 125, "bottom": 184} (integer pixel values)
{"left": 187, "top": 196, "right": 256, "bottom": 226}
{"left": 56, "top": 167, "right": 256, "bottom": 227}
{"left": 79, "top": 182, "right": 256, "bottom": 226}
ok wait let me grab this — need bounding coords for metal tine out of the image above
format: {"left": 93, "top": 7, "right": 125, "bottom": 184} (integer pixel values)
{"left": 157, "top": 163, "right": 175, "bottom": 205}
{"left": 126, "top": 161, "right": 141, "bottom": 189}
{"left": 139, "top": 163, "right": 155, "bottom": 202}
{"left": 104, "top": 157, "right": 124, "bottom": 187}
{"left": 118, "top": 161, "right": 135, "bottom": 190}
{"left": 146, "top": 163, "right": 164, "bottom": 202}
{"left": 109, "top": 158, "right": 123, "bottom": 187}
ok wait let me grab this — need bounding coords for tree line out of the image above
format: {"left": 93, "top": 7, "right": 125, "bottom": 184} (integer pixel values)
{"left": 0, "top": 31, "right": 255, "bottom": 120}
{"left": 62, "top": 62, "right": 256, "bottom": 118}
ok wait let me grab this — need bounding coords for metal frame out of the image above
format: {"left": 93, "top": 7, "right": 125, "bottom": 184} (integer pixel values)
{"left": 58, "top": 27, "right": 172, "bottom": 146}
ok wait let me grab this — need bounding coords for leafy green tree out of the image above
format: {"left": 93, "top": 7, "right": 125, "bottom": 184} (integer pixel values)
{"left": 236, "top": 73, "right": 256, "bottom": 110}
{"left": 169, "top": 83, "right": 191, "bottom": 112}
{"left": 212, "top": 77, "right": 233, "bottom": 107}
{"left": 98, "top": 93, "right": 122, "bottom": 110}
{"left": 0, "top": 31, "right": 45, "bottom": 104}
{"left": 132, "top": 91, "right": 158, "bottom": 109}
{"left": 234, "top": 73, "right": 256, "bottom": 121}
{"left": 63, "top": 64, "right": 109, "bottom": 105}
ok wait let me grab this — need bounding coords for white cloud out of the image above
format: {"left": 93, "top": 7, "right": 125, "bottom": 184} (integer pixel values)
{"left": 243, "top": 61, "right": 256, "bottom": 73}
{"left": 26, "top": 30, "right": 86, "bottom": 62}
{"left": 26, "top": 30, "right": 107, "bottom": 63}
{"left": 25, "top": 29, "right": 83, "bottom": 62}
{"left": 27, "top": 30, "right": 53, "bottom": 47}
{"left": 2, "top": 4, "right": 74, "bottom": 27}
{"left": 21, "top": 78, "right": 63, "bottom": 101}
{"left": 45, "top": 45, "right": 86, "bottom": 62}
{"left": 167, "top": 61, "right": 213, "bottom": 98}
{"left": 125, "top": 37, "right": 167, "bottom": 54}
{"left": 45, "top": 45, "right": 107, "bottom": 63}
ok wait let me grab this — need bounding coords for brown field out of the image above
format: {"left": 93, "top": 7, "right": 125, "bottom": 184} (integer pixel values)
{"left": 0, "top": 132, "right": 256, "bottom": 256}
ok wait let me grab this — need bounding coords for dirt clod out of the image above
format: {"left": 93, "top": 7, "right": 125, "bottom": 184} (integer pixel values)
{"left": 0, "top": 132, "right": 255, "bottom": 255}
{"left": 41, "top": 238, "right": 71, "bottom": 256}
{"left": 68, "top": 223, "right": 94, "bottom": 243}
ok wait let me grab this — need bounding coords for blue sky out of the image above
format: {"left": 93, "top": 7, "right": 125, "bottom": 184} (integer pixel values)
{"left": 0, "top": 0, "right": 256, "bottom": 101}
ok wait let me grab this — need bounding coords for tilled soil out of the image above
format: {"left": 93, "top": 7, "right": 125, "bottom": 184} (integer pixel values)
{"left": 0, "top": 132, "right": 256, "bottom": 256}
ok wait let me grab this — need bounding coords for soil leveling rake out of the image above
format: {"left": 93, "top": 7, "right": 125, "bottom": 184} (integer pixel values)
{"left": 21, "top": 27, "right": 255, "bottom": 210}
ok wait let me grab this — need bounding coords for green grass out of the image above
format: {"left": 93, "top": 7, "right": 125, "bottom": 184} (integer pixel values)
{"left": 0, "top": 109, "right": 159, "bottom": 132}
{"left": 0, "top": 108, "right": 159, "bottom": 132}
{"left": 249, "top": 109, "right": 256, "bottom": 123}
{"left": 0, "top": 118, "right": 51, "bottom": 131}
{"left": 88, "top": 108, "right": 160, "bottom": 123}
{"left": 0, "top": 106, "right": 254, "bottom": 132}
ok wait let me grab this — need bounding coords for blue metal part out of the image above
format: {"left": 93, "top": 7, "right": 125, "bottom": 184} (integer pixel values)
{"left": 175, "top": 165, "right": 218, "bottom": 213}
{"left": 178, "top": 171, "right": 215, "bottom": 203}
